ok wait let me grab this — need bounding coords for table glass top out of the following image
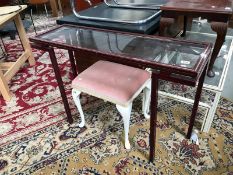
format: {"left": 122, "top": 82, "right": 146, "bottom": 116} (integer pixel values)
{"left": 34, "top": 26, "right": 210, "bottom": 74}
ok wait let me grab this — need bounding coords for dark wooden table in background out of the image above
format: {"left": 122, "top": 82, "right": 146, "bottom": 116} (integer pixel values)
{"left": 159, "top": 0, "right": 232, "bottom": 77}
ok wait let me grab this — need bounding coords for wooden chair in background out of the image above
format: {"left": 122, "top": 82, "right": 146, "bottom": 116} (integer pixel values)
{"left": 28, "top": 0, "right": 49, "bottom": 17}
{"left": 0, "top": 5, "right": 35, "bottom": 101}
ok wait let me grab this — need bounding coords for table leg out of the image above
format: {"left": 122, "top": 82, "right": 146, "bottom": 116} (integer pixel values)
{"left": 159, "top": 16, "right": 184, "bottom": 37}
{"left": 208, "top": 22, "right": 228, "bottom": 77}
{"left": 149, "top": 72, "right": 158, "bottom": 162}
{"left": 181, "top": 16, "right": 187, "bottom": 37}
{"left": 187, "top": 65, "right": 207, "bottom": 138}
{"left": 68, "top": 50, "right": 77, "bottom": 78}
{"left": 14, "top": 14, "right": 35, "bottom": 66}
{"left": 48, "top": 47, "right": 74, "bottom": 124}
{"left": 159, "top": 17, "right": 175, "bottom": 36}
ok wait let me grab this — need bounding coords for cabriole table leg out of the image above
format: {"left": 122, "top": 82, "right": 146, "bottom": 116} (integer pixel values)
{"left": 208, "top": 22, "right": 228, "bottom": 77}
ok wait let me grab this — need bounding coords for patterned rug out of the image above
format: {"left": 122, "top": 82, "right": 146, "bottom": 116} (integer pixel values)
{"left": 0, "top": 24, "right": 233, "bottom": 174}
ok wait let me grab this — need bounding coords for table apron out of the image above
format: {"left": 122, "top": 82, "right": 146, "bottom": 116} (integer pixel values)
{"left": 161, "top": 11, "right": 231, "bottom": 22}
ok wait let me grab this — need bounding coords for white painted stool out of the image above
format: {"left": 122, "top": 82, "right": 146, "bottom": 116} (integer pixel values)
{"left": 72, "top": 60, "right": 151, "bottom": 149}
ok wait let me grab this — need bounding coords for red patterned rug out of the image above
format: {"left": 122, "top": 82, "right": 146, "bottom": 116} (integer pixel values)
{"left": 0, "top": 35, "right": 73, "bottom": 145}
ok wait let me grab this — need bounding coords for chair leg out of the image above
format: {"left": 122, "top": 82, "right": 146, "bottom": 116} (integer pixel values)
{"left": 44, "top": 4, "right": 49, "bottom": 17}
{"left": 44, "top": 4, "right": 49, "bottom": 30}
{"left": 29, "top": 9, "right": 37, "bottom": 35}
{"left": 72, "top": 89, "right": 85, "bottom": 127}
{"left": 30, "top": 8, "right": 33, "bottom": 19}
{"left": 142, "top": 80, "right": 151, "bottom": 119}
{"left": 116, "top": 103, "right": 132, "bottom": 150}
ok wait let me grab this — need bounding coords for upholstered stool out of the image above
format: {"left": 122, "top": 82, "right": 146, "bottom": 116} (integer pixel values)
{"left": 72, "top": 60, "right": 151, "bottom": 149}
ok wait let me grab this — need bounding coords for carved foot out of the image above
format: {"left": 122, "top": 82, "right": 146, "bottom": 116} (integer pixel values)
{"left": 207, "top": 69, "right": 215, "bottom": 77}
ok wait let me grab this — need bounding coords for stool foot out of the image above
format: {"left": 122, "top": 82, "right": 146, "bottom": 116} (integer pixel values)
{"left": 78, "top": 121, "right": 85, "bottom": 128}
{"left": 125, "top": 140, "right": 131, "bottom": 150}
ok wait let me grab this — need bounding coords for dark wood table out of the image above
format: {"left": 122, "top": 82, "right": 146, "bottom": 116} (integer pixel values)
{"left": 159, "top": 0, "right": 232, "bottom": 77}
{"left": 29, "top": 24, "right": 212, "bottom": 162}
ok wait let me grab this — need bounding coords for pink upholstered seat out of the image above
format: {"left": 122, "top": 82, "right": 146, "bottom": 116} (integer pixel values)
{"left": 72, "top": 60, "right": 151, "bottom": 106}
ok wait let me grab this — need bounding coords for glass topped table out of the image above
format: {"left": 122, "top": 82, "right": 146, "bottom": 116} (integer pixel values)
{"left": 29, "top": 25, "right": 212, "bottom": 161}
{"left": 159, "top": 0, "right": 232, "bottom": 77}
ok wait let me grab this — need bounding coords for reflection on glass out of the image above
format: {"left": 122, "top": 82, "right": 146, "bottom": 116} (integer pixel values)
{"left": 180, "top": 32, "right": 232, "bottom": 88}
{"left": 39, "top": 26, "right": 206, "bottom": 69}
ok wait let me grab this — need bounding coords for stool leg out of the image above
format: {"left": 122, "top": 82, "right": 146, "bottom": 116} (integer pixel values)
{"left": 72, "top": 89, "right": 85, "bottom": 127}
{"left": 143, "top": 80, "right": 151, "bottom": 119}
{"left": 116, "top": 103, "right": 132, "bottom": 150}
